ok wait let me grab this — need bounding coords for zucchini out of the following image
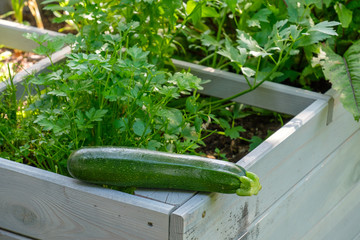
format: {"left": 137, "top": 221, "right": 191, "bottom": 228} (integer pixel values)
{"left": 67, "top": 147, "right": 261, "bottom": 196}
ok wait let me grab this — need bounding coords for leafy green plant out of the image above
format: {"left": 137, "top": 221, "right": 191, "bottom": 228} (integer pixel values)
{"left": 314, "top": 40, "right": 360, "bottom": 120}
{"left": 0, "top": 0, "right": 297, "bottom": 176}
{"left": 178, "top": 0, "right": 342, "bottom": 91}
{"left": 0, "top": 25, "right": 211, "bottom": 173}
{"left": 42, "top": 0, "right": 186, "bottom": 66}
{"left": 11, "top": 0, "right": 26, "bottom": 24}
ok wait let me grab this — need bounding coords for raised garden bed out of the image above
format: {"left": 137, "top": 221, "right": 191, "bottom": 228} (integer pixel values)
{"left": 1, "top": 20, "right": 360, "bottom": 240}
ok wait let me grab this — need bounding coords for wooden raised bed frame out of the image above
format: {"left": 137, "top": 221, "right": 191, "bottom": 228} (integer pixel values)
{"left": 1, "top": 20, "right": 360, "bottom": 240}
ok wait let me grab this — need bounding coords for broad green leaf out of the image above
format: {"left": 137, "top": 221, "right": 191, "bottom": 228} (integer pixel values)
{"left": 334, "top": 3, "right": 352, "bottom": 28}
{"left": 225, "top": 126, "right": 246, "bottom": 139}
{"left": 218, "top": 38, "right": 247, "bottom": 65}
{"left": 297, "top": 21, "right": 340, "bottom": 47}
{"left": 236, "top": 30, "right": 261, "bottom": 52}
{"left": 225, "top": 0, "right": 237, "bottom": 12}
{"left": 47, "top": 90, "right": 67, "bottom": 97}
{"left": 133, "top": 119, "right": 149, "bottom": 136}
{"left": 249, "top": 136, "right": 263, "bottom": 151}
{"left": 186, "top": 0, "right": 202, "bottom": 24}
{"left": 218, "top": 118, "right": 230, "bottom": 130}
{"left": 194, "top": 116, "right": 203, "bottom": 132}
{"left": 241, "top": 67, "right": 256, "bottom": 78}
{"left": 37, "top": 118, "right": 55, "bottom": 131}
{"left": 316, "top": 41, "right": 360, "bottom": 120}
{"left": 85, "top": 108, "right": 108, "bottom": 122}
{"left": 186, "top": 96, "right": 198, "bottom": 114}
{"left": 147, "top": 140, "right": 162, "bottom": 150}
{"left": 309, "top": 21, "right": 340, "bottom": 36}
{"left": 201, "top": 34, "right": 221, "bottom": 47}
{"left": 304, "top": 0, "right": 322, "bottom": 7}
{"left": 202, "top": 6, "right": 219, "bottom": 18}
{"left": 113, "top": 118, "right": 128, "bottom": 130}
{"left": 247, "top": 8, "right": 272, "bottom": 28}
{"left": 126, "top": 46, "right": 149, "bottom": 62}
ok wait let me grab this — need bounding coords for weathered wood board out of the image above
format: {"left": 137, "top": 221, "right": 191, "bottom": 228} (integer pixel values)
{"left": 0, "top": 158, "right": 174, "bottom": 240}
{"left": 0, "top": 19, "right": 62, "bottom": 52}
{"left": 0, "top": 228, "right": 33, "bottom": 240}
{"left": 301, "top": 175, "right": 360, "bottom": 240}
{"left": 170, "top": 90, "right": 360, "bottom": 240}
{"left": 238, "top": 129, "right": 360, "bottom": 240}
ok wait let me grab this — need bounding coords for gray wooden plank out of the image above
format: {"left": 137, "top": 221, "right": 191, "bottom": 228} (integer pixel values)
{"left": 353, "top": 231, "right": 360, "bottom": 240}
{"left": 0, "top": 158, "right": 174, "bottom": 240}
{"left": 173, "top": 59, "right": 331, "bottom": 116}
{"left": 135, "top": 189, "right": 196, "bottom": 207}
{"left": 0, "top": 19, "right": 63, "bottom": 52}
{"left": 170, "top": 91, "right": 359, "bottom": 240}
{"left": 237, "top": 129, "right": 360, "bottom": 240}
{"left": 301, "top": 169, "right": 360, "bottom": 240}
{"left": 0, "top": 229, "right": 33, "bottom": 240}
{"left": 0, "top": 46, "right": 70, "bottom": 99}
{"left": 303, "top": 182, "right": 360, "bottom": 240}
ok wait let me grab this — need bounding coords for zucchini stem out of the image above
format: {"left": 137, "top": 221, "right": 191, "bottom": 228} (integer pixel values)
{"left": 236, "top": 171, "right": 262, "bottom": 196}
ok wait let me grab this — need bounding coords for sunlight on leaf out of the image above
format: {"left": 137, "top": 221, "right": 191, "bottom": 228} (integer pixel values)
{"left": 314, "top": 41, "right": 360, "bottom": 120}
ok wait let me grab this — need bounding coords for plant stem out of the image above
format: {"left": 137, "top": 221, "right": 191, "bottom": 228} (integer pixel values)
{"left": 211, "top": 7, "right": 227, "bottom": 68}
{"left": 202, "top": 41, "right": 295, "bottom": 109}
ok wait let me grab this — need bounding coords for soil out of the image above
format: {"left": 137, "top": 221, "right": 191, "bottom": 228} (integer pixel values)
{"left": 197, "top": 113, "right": 289, "bottom": 162}
{"left": 0, "top": 48, "right": 44, "bottom": 74}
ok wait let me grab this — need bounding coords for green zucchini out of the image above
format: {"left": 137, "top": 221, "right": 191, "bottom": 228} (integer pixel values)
{"left": 67, "top": 147, "right": 261, "bottom": 196}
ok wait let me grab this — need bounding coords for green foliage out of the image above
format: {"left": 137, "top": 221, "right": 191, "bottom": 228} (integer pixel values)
{"left": 11, "top": 0, "right": 25, "bottom": 23}
{"left": 7, "top": 0, "right": 352, "bottom": 175}
{"left": 0, "top": 24, "right": 210, "bottom": 173}
{"left": 314, "top": 41, "right": 360, "bottom": 120}
{"left": 42, "top": 0, "right": 184, "bottom": 66}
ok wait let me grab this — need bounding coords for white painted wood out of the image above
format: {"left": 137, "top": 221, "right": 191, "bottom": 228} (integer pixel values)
{"left": 173, "top": 59, "right": 331, "bottom": 117}
{"left": 301, "top": 180, "right": 360, "bottom": 240}
{"left": 135, "top": 189, "right": 196, "bottom": 207}
{"left": 0, "top": 158, "right": 174, "bottom": 240}
{"left": 170, "top": 90, "right": 359, "bottom": 240}
{"left": 237, "top": 129, "right": 360, "bottom": 240}
{"left": 0, "top": 46, "right": 70, "bottom": 99}
{"left": 0, "top": 19, "right": 63, "bottom": 52}
{"left": 353, "top": 231, "right": 360, "bottom": 240}
{"left": 0, "top": 229, "right": 33, "bottom": 240}
{"left": 301, "top": 156, "right": 360, "bottom": 240}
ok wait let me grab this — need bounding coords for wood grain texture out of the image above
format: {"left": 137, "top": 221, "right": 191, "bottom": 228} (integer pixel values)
{"left": 135, "top": 189, "right": 196, "bottom": 207}
{"left": 0, "top": 228, "right": 33, "bottom": 240}
{"left": 0, "top": 158, "right": 174, "bottom": 240}
{"left": 238, "top": 129, "right": 360, "bottom": 240}
{"left": 300, "top": 153, "right": 360, "bottom": 240}
{"left": 353, "top": 231, "right": 360, "bottom": 240}
{"left": 170, "top": 91, "right": 359, "bottom": 240}
{"left": 0, "top": 19, "right": 63, "bottom": 52}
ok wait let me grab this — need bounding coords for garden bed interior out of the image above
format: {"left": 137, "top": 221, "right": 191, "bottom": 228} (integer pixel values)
{"left": 1, "top": 20, "right": 360, "bottom": 240}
